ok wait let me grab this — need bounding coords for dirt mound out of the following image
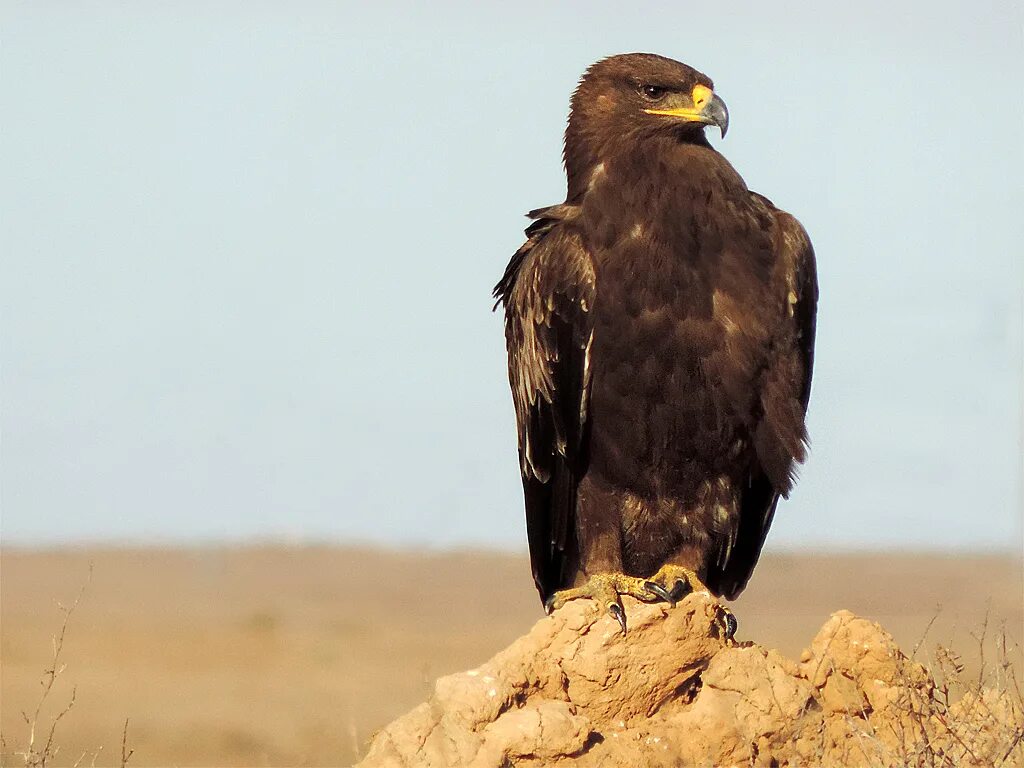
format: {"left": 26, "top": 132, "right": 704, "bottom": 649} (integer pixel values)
{"left": 356, "top": 593, "right": 1023, "bottom": 767}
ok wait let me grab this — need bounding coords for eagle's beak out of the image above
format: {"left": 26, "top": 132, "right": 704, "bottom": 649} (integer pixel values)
{"left": 702, "top": 93, "right": 729, "bottom": 138}
{"left": 644, "top": 85, "right": 730, "bottom": 138}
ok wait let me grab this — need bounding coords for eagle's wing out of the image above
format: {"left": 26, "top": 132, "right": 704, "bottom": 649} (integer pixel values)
{"left": 711, "top": 202, "right": 818, "bottom": 600}
{"left": 493, "top": 205, "right": 595, "bottom": 605}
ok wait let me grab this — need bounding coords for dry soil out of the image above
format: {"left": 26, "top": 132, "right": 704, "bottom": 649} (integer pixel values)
{"left": 1, "top": 546, "right": 1020, "bottom": 766}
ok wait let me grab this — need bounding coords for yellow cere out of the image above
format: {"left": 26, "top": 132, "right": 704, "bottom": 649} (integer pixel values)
{"left": 690, "top": 84, "right": 713, "bottom": 109}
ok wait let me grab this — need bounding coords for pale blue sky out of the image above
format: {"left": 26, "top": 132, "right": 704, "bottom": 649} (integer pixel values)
{"left": 2, "top": 1, "right": 1022, "bottom": 550}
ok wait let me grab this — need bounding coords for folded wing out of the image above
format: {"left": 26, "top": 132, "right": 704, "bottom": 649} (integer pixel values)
{"left": 710, "top": 203, "right": 818, "bottom": 599}
{"left": 493, "top": 207, "right": 596, "bottom": 603}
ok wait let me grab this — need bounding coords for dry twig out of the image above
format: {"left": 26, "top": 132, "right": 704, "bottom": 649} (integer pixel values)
{"left": 16, "top": 567, "right": 92, "bottom": 768}
{"left": 120, "top": 719, "right": 133, "bottom": 768}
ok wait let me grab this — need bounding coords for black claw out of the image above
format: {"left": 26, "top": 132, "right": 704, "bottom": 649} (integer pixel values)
{"left": 608, "top": 602, "right": 628, "bottom": 635}
{"left": 668, "top": 579, "right": 691, "bottom": 603}
{"left": 719, "top": 608, "right": 738, "bottom": 641}
{"left": 644, "top": 581, "right": 676, "bottom": 607}
{"left": 544, "top": 595, "right": 557, "bottom": 615}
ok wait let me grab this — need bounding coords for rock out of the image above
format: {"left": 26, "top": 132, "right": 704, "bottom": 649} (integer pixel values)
{"left": 356, "top": 594, "right": 1024, "bottom": 767}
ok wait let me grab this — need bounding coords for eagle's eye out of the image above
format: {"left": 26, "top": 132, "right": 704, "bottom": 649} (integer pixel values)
{"left": 640, "top": 84, "right": 667, "bottom": 100}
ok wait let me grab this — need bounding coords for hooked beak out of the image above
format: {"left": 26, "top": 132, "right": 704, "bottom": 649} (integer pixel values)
{"left": 644, "top": 85, "right": 730, "bottom": 138}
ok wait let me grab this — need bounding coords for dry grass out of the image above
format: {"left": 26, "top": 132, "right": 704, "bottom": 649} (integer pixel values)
{"left": 910, "top": 615, "right": 1024, "bottom": 766}
{"left": 801, "top": 608, "right": 1024, "bottom": 767}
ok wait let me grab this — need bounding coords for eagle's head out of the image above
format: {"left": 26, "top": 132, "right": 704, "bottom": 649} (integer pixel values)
{"left": 564, "top": 53, "right": 729, "bottom": 199}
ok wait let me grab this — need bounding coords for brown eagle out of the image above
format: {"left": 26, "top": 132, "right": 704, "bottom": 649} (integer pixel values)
{"left": 494, "top": 53, "right": 817, "bottom": 633}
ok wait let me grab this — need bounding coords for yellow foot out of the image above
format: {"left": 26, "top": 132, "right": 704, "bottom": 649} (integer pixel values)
{"left": 544, "top": 572, "right": 659, "bottom": 634}
{"left": 644, "top": 564, "right": 711, "bottom": 606}
{"left": 645, "top": 564, "right": 738, "bottom": 641}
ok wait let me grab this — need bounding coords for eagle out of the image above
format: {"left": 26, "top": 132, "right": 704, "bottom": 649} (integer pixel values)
{"left": 493, "top": 53, "right": 817, "bottom": 634}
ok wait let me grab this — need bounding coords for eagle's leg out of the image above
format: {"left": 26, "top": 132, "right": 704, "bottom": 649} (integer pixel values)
{"left": 544, "top": 572, "right": 659, "bottom": 634}
{"left": 542, "top": 477, "right": 664, "bottom": 633}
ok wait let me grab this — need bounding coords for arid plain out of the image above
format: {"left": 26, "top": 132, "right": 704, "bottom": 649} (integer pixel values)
{"left": 1, "top": 546, "right": 1020, "bottom": 766}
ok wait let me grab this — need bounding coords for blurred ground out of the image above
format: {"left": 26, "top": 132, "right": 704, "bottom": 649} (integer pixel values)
{"left": 1, "top": 546, "right": 1021, "bottom": 766}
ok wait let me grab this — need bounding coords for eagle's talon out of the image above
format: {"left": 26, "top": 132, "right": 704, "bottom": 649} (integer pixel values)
{"left": 714, "top": 605, "right": 738, "bottom": 642}
{"left": 644, "top": 580, "right": 676, "bottom": 606}
{"left": 669, "top": 579, "right": 691, "bottom": 602}
{"left": 722, "top": 609, "right": 738, "bottom": 641}
{"left": 544, "top": 594, "right": 557, "bottom": 615}
{"left": 543, "top": 571, "right": 654, "bottom": 627}
{"left": 608, "top": 602, "right": 628, "bottom": 634}
{"left": 645, "top": 564, "right": 710, "bottom": 605}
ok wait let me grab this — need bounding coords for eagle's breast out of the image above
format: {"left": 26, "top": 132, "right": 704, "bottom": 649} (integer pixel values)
{"left": 578, "top": 143, "right": 780, "bottom": 501}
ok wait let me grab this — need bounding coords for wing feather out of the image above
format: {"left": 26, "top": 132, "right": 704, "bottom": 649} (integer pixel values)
{"left": 494, "top": 207, "right": 594, "bottom": 603}
{"left": 710, "top": 201, "right": 818, "bottom": 600}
